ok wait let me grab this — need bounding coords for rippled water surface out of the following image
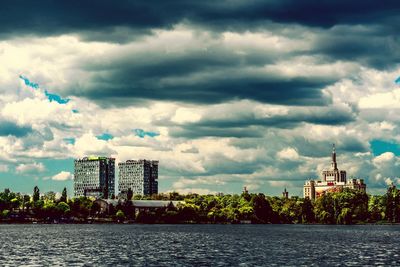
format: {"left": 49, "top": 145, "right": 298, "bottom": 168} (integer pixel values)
{"left": 0, "top": 224, "right": 399, "bottom": 266}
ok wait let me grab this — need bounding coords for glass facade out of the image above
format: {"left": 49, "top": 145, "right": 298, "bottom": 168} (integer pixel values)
{"left": 74, "top": 157, "right": 115, "bottom": 198}
{"left": 118, "top": 160, "right": 158, "bottom": 196}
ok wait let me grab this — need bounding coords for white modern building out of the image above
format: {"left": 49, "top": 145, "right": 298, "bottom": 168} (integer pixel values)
{"left": 74, "top": 157, "right": 115, "bottom": 198}
{"left": 118, "top": 160, "right": 158, "bottom": 197}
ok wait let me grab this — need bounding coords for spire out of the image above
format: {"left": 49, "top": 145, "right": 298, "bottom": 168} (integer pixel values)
{"left": 282, "top": 188, "right": 288, "bottom": 199}
{"left": 331, "top": 143, "right": 337, "bottom": 170}
{"left": 243, "top": 186, "right": 248, "bottom": 194}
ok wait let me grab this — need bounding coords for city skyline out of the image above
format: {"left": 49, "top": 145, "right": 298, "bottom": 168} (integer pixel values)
{"left": 0, "top": 1, "right": 400, "bottom": 196}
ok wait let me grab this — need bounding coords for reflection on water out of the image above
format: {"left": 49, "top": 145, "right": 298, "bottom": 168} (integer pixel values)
{"left": 0, "top": 224, "right": 399, "bottom": 266}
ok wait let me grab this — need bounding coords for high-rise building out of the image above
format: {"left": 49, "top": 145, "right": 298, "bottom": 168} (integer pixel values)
{"left": 74, "top": 157, "right": 115, "bottom": 198}
{"left": 303, "top": 144, "right": 366, "bottom": 200}
{"left": 118, "top": 160, "right": 158, "bottom": 196}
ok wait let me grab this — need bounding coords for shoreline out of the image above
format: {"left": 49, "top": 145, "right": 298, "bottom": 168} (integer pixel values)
{"left": 0, "top": 221, "right": 399, "bottom": 225}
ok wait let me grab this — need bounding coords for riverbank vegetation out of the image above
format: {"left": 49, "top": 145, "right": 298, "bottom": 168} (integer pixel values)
{"left": 0, "top": 185, "right": 398, "bottom": 224}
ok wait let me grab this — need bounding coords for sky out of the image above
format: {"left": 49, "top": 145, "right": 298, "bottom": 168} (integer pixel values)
{"left": 0, "top": 1, "right": 400, "bottom": 196}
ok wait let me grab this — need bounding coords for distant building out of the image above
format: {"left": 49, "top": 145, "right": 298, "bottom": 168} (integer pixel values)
{"left": 303, "top": 144, "right": 366, "bottom": 200}
{"left": 118, "top": 160, "right": 158, "bottom": 197}
{"left": 243, "top": 186, "right": 248, "bottom": 194}
{"left": 74, "top": 157, "right": 115, "bottom": 198}
{"left": 282, "top": 188, "right": 289, "bottom": 199}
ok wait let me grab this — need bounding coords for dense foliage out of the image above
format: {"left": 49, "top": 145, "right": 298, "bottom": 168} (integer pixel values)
{"left": 0, "top": 186, "right": 396, "bottom": 224}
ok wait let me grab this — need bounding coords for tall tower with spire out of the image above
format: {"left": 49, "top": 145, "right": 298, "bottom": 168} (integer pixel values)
{"left": 322, "top": 143, "right": 346, "bottom": 183}
{"left": 331, "top": 143, "right": 338, "bottom": 171}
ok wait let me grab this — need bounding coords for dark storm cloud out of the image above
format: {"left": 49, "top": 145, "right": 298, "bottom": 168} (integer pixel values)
{"left": 75, "top": 74, "right": 332, "bottom": 106}
{"left": 21, "top": 127, "right": 54, "bottom": 150}
{"left": 202, "top": 154, "right": 264, "bottom": 176}
{"left": 295, "top": 137, "right": 369, "bottom": 158}
{"left": 1, "top": 0, "right": 399, "bottom": 40}
{"left": 167, "top": 105, "right": 356, "bottom": 138}
{"left": 227, "top": 134, "right": 369, "bottom": 161}
{"left": 170, "top": 126, "right": 264, "bottom": 139}
{"left": 71, "top": 25, "right": 398, "bottom": 107}
{"left": 72, "top": 46, "right": 335, "bottom": 105}
{"left": 192, "top": 107, "right": 355, "bottom": 128}
{"left": 0, "top": 121, "right": 32, "bottom": 137}
{"left": 3, "top": 1, "right": 398, "bottom": 106}
{"left": 312, "top": 26, "right": 400, "bottom": 69}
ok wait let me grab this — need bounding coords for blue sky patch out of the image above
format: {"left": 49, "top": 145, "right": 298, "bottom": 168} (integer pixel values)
{"left": 19, "top": 75, "right": 39, "bottom": 89}
{"left": 96, "top": 133, "right": 114, "bottom": 141}
{"left": 0, "top": 158, "right": 74, "bottom": 195}
{"left": 370, "top": 139, "right": 400, "bottom": 156}
{"left": 63, "top": 138, "right": 76, "bottom": 145}
{"left": 395, "top": 76, "right": 400, "bottom": 84}
{"left": 45, "top": 90, "right": 70, "bottom": 104}
{"left": 134, "top": 128, "right": 159, "bottom": 138}
{"left": 19, "top": 75, "right": 70, "bottom": 104}
{"left": 0, "top": 121, "right": 32, "bottom": 137}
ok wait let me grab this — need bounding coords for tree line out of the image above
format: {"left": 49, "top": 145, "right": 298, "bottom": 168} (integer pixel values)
{"left": 0, "top": 185, "right": 399, "bottom": 224}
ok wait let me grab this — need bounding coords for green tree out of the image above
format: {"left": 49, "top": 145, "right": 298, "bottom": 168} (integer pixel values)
{"left": 42, "top": 202, "right": 57, "bottom": 221}
{"left": 238, "top": 205, "right": 253, "bottom": 221}
{"left": 251, "top": 194, "right": 272, "bottom": 223}
{"left": 10, "top": 198, "right": 20, "bottom": 211}
{"left": 22, "top": 194, "right": 31, "bottom": 211}
{"left": 56, "top": 202, "right": 70, "bottom": 216}
{"left": 68, "top": 197, "right": 92, "bottom": 220}
{"left": 337, "top": 207, "right": 352, "bottom": 224}
{"left": 386, "top": 185, "right": 400, "bottom": 222}
{"left": 116, "top": 210, "right": 125, "bottom": 222}
{"left": 33, "top": 186, "right": 40, "bottom": 202}
{"left": 44, "top": 191, "right": 56, "bottom": 202}
{"left": 280, "top": 198, "right": 302, "bottom": 223}
{"left": 60, "top": 187, "right": 67, "bottom": 203}
{"left": 0, "top": 189, "right": 12, "bottom": 212}
{"left": 301, "top": 197, "right": 315, "bottom": 223}
{"left": 127, "top": 188, "right": 133, "bottom": 200}
{"left": 178, "top": 203, "right": 200, "bottom": 222}
{"left": 314, "top": 193, "right": 335, "bottom": 224}
{"left": 241, "top": 190, "right": 251, "bottom": 202}
{"left": 1, "top": 210, "right": 10, "bottom": 218}
{"left": 368, "top": 195, "right": 385, "bottom": 222}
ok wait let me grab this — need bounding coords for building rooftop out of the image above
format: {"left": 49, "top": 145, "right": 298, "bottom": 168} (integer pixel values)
{"left": 132, "top": 200, "right": 183, "bottom": 208}
{"left": 118, "top": 159, "right": 159, "bottom": 165}
{"left": 75, "top": 156, "right": 115, "bottom": 162}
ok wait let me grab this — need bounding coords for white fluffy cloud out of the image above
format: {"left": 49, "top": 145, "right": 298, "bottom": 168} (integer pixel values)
{"left": 52, "top": 171, "right": 73, "bottom": 181}
{"left": 277, "top": 147, "right": 299, "bottom": 160}
{"left": 16, "top": 162, "right": 45, "bottom": 174}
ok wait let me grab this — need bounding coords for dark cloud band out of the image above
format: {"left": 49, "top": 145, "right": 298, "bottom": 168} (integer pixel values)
{"left": 1, "top": 0, "right": 399, "bottom": 39}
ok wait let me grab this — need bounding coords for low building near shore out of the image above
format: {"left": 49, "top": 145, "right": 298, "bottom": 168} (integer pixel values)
{"left": 94, "top": 199, "right": 184, "bottom": 215}
{"left": 303, "top": 144, "right": 366, "bottom": 200}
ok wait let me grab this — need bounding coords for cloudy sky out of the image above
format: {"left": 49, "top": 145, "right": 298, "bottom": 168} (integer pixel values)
{"left": 1, "top": 1, "right": 400, "bottom": 196}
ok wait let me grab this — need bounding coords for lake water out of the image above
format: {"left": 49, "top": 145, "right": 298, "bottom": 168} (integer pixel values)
{"left": 0, "top": 224, "right": 399, "bottom": 266}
